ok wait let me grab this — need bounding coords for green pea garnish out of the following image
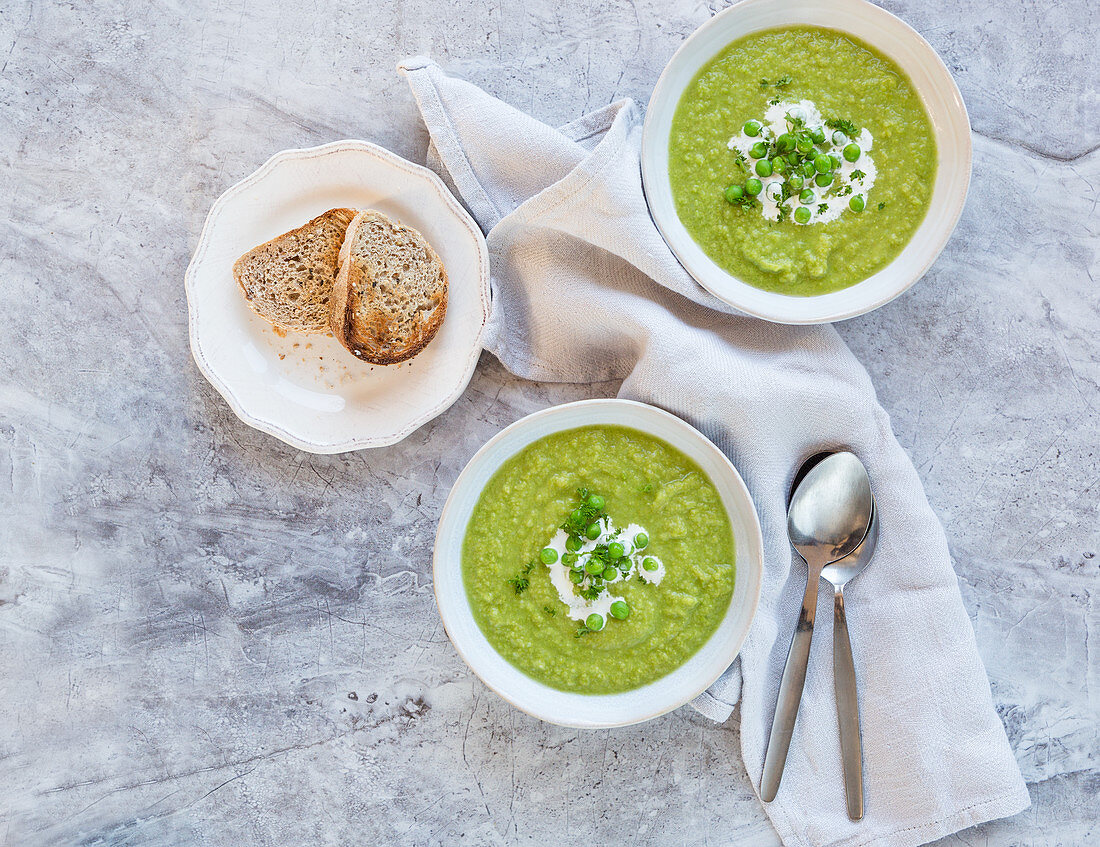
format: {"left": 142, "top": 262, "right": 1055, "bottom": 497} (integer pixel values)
{"left": 843, "top": 143, "right": 861, "bottom": 162}
{"left": 565, "top": 535, "right": 582, "bottom": 553}
{"left": 755, "top": 159, "right": 773, "bottom": 178}
{"left": 634, "top": 533, "right": 648, "bottom": 549}
{"left": 750, "top": 141, "right": 768, "bottom": 159}
{"left": 848, "top": 195, "right": 866, "bottom": 212}
{"left": 585, "top": 613, "right": 605, "bottom": 632}
{"left": 585, "top": 522, "right": 602, "bottom": 540}
{"left": 744, "top": 178, "right": 763, "bottom": 196}
{"left": 610, "top": 600, "right": 631, "bottom": 620}
{"left": 585, "top": 560, "right": 604, "bottom": 576}
{"left": 723, "top": 184, "right": 745, "bottom": 204}
{"left": 814, "top": 171, "right": 833, "bottom": 187}
{"left": 642, "top": 557, "right": 659, "bottom": 572}
{"left": 786, "top": 174, "right": 804, "bottom": 192}
{"left": 743, "top": 120, "right": 762, "bottom": 137}
{"left": 794, "top": 206, "right": 811, "bottom": 224}
{"left": 799, "top": 188, "right": 815, "bottom": 205}
{"left": 540, "top": 547, "right": 558, "bottom": 564}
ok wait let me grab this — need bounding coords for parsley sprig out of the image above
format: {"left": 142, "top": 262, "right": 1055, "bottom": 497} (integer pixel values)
{"left": 507, "top": 561, "right": 534, "bottom": 595}
{"left": 825, "top": 117, "right": 859, "bottom": 136}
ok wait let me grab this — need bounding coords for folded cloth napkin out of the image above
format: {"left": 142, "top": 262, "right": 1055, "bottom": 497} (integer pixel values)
{"left": 398, "top": 57, "right": 1030, "bottom": 847}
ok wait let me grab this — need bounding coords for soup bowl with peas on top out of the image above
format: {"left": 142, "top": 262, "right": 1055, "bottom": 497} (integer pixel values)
{"left": 641, "top": 0, "right": 972, "bottom": 323}
{"left": 433, "top": 399, "right": 764, "bottom": 728}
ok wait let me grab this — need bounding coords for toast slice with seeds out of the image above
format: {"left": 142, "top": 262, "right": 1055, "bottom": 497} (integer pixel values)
{"left": 233, "top": 208, "right": 356, "bottom": 334}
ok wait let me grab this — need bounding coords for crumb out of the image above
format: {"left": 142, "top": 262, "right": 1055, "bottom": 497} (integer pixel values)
{"left": 272, "top": 326, "right": 287, "bottom": 338}
{"left": 279, "top": 353, "right": 285, "bottom": 360}
{"left": 293, "top": 343, "right": 299, "bottom": 349}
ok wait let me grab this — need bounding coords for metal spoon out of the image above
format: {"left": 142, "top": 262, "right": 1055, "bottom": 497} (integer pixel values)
{"left": 760, "top": 451, "right": 873, "bottom": 803}
{"left": 822, "top": 498, "right": 879, "bottom": 821}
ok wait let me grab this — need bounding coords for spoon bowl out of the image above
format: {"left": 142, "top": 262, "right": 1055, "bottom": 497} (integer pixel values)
{"left": 787, "top": 452, "right": 874, "bottom": 566}
{"left": 822, "top": 500, "right": 879, "bottom": 588}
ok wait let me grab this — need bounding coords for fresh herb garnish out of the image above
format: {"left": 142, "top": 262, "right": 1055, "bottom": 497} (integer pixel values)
{"left": 785, "top": 111, "right": 806, "bottom": 131}
{"left": 836, "top": 185, "right": 852, "bottom": 196}
{"left": 774, "top": 74, "right": 792, "bottom": 87}
{"left": 825, "top": 117, "right": 859, "bottom": 136}
{"left": 878, "top": 202, "right": 886, "bottom": 210}
{"left": 507, "top": 561, "right": 535, "bottom": 595}
{"left": 851, "top": 169, "right": 866, "bottom": 182}
{"left": 817, "top": 203, "right": 829, "bottom": 215}
{"left": 522, "top": 488, "right": 652, "bottom": 636}
{"left": 777, "top": 203, "right": 791, "bottom": 223}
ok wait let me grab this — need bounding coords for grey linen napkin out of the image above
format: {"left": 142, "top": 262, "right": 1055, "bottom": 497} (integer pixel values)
{"left": 398, "top": 57, "right": 1030, "bottom": 847}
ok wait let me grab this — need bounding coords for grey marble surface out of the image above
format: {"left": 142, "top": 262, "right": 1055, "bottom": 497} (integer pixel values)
{"left": 1, "top": 0, "right": 1097, "bottom": 845}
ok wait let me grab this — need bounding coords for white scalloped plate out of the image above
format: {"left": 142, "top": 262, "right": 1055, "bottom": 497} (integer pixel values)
{"left": 186, "top": 140, "right": 491, "bottom": 453}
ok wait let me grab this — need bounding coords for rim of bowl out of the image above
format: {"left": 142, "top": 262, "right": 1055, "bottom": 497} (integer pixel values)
{"left": 432, "top": 398, "right": 764, "bottom": 728}
{"left": 640, "top": 0, "right": 972, "bottom": 324}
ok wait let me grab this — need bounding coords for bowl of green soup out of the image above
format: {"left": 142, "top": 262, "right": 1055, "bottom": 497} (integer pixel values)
{"left": 433, "top": 399, "right": 764, "bottom": 727}
{"left": 641, "top": 0, "right": 971, "bottom": 323}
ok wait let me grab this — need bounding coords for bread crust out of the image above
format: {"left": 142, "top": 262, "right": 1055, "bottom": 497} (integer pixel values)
{"left": 329, "top": 210, "right": 448, "bottom": 365}
{"left": 233, "top": 208, "right": 356, "bottom": 334}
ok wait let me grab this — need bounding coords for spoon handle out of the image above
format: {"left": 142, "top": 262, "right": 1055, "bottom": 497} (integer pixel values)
{"left": 833, "top": 584, "right": 864, "bottom": 820}
{"left": 760, "top": 569, "right": 820, "bottom": 803}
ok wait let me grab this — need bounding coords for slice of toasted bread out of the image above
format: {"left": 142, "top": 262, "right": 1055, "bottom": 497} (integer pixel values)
{"left": 233, "top": 208, "right": 356, "bottom": 334}
{"left": 329, "top": 210, "right": 448, "bottom": 365}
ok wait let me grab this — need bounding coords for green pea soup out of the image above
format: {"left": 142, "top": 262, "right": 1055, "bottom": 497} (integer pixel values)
{"left": 461, "top": 425, "right": 736, "bottom": 695}
{"left": 668, "top": 26, "right": 937, "bottom": 295}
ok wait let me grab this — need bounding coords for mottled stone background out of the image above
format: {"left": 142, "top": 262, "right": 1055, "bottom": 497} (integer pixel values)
{"left": 1, "top": 0, "right": 1097, "bottom": 845}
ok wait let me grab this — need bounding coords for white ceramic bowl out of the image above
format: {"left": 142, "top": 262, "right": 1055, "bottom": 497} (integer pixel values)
{"left": 641, "top": 0, "right": 971, "bottom": 324}
{"left": 186, "top": 140, "right": 491, "bottom": 453}
{"left": 433, "top": 399, "right": 764, "bottom": 728}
